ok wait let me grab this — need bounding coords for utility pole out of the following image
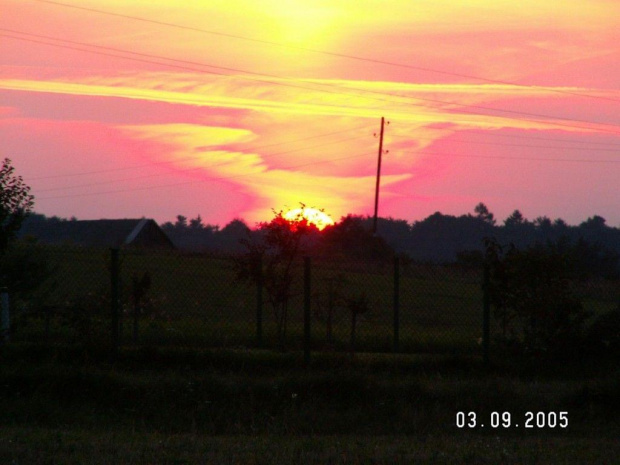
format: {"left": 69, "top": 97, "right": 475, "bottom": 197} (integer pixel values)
{"left": 373, "top": 116, "right": 387, "bottom": 235}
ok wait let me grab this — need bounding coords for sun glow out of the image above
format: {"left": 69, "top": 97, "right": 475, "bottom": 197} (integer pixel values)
{"left": 284, "top": 207, "right": 334, "bottom": 231}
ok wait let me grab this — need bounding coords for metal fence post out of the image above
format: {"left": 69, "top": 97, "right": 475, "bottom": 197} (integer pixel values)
{"left": 393, "top": 256, "right": 400, "bottom": 353}
{"left": 132, "top": 276, "right": 139, "bottom": 345}
{"left": 1, "top": 287, "right": 9, "bottom": 344}
{"left": 304, "top": 256, "right": 311, "bottom": 366}
{"left": 256, "top": 255, "right": 263, "bottom": 348}
{"left": 482, "top": 263, "right": 491, "bottom": 365}
{"left": 110, "top": 248, "right": 120, "bottom": 350}
{"left": 44, "top": 305, "right": 50, "bottom": 343}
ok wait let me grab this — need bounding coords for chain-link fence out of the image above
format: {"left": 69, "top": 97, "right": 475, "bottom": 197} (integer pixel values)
{"left": 5, "top": 245, "right": 620, "bottom": 359}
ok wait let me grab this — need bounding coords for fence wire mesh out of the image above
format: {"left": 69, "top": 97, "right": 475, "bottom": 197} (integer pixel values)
{"left": 7, "top": 245, "right": 620, "bottom": 358}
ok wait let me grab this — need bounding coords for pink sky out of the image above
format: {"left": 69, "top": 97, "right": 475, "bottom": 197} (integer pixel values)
{"left": 1, "top": 0, "right": 620, "bottom": 227}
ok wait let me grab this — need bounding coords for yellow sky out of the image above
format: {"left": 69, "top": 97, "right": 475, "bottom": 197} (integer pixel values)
{"left": 1, "top": 0, "right": 619, "bottom": 225}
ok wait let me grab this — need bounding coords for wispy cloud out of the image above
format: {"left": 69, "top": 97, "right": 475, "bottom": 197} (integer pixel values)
{"left": 119, "top": 122, "right": 410, "bottom": 221}
{"left": 1, "top": 71, "right": 605, "bottom": 133}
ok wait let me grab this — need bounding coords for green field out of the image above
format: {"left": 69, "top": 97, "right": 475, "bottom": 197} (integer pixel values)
{"left": 0, "top": 345, "right": 618, "bottom": 464}
{"left": 11, "top": 247, "right": 486, "bottom": 353}
{"left": 13, "top": 246, "right": 620, "bottom": 357}
{"left": 4, "top": 240, "right": 620, "bottom": 462}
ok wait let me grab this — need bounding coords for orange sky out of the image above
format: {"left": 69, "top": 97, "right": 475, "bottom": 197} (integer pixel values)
{"left": 1, "top": 0, "right": 620, "bottom": 226}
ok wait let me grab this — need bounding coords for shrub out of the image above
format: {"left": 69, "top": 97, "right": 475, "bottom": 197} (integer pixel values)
{"left": 485, "top": 238, "right": 591, "bottom": 358}
{"left": 584, "top": 308, "right": 620, "bottom": 357}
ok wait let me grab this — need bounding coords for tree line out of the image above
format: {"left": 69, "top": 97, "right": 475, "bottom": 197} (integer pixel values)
{"left": 160, "top": 203, "right": 620, "bottom": 275}
{"left": 18, "top": 202, "right": 620, "bottom": 275}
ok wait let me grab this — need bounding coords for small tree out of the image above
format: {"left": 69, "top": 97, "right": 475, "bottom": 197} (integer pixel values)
{"left": 504, "top": 210, "right": 525, "bottom": 228}
{"left": 484, "top": 238, "right": 591, "bottom": 358}
{"left": 346, "top": 292, "right": 369, "bottom": 355}
{"left": 236, "top": 206, "right": 319, "bottom": 350}
{"left": 314, "top": 273, "right": 348, "bottom": 346}
{"left": 474, "top": 202, "right": 496, "bottom": 226}
{"left": 0, "top": 158, "right": 34, "bottom": 253}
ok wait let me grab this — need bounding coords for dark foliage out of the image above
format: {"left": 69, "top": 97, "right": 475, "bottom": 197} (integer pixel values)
{"left": 235, "top": 208, "right": 319, "bottom": 349}
{"left": 19, "top": 204, "right": 620, "bottom": 271}
{"left": 0, "top": 239, "right": 52, "bottom": 308}
{"left": 0, "top": 158, "right": 34, "bottom": 254}
{"left": 584, "top": 308, "right": 620, "bottom": 357}
{"left": 484, "top": 238, "right": 592, "bottom": 359}
{"left": 319, "top": 214, "right": 393, "bottom": 261}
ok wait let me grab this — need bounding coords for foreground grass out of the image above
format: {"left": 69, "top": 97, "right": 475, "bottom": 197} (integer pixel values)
{"left": 0, "top": 344, "right": 618, "bottom": 463}
{"left": 2, "top": 428, "right": 620, "bottom": 465}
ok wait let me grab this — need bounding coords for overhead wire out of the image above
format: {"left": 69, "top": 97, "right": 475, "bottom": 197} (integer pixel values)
{"left": 38, "top": 145, "right": 620, "bottom": 201}
{"left": 403, "top": 150, "right": 620, "bottom": 164}
{"left": 3, "top": 30, "right": 620, "bottom": 136}
{"left": 27, "top": 124, "right": 372, "bottom": 180}
{"left": 388, "top": 133, "right": 620, "bottom": 153}
{"left": 37, "top": 151, "right": 377, "bottom": 200}
{"left": 5, "top": 4, "right": 619, "bottom": 203}
{"left": 30, "top": 0, "right": 620, "bottom": 104}
{"left": 425, "top": 129, "right": 620, "bottom": 148}
{"left": 36, "top": 134, "right": 370, "bottom": 192}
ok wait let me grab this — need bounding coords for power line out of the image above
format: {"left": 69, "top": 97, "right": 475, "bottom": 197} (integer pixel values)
{"left": 32, "top": 125, "right": 620, "bottom": 191}
{"left": 37, "top": 151, "right": 378, "bottom": 201}
{"left": 27, "top": 125, "right": 372, "bottom": 180}
{"left": 30, "top": 0, "right": 620, "bottom": 104}
{"left": 405, "top": 150, "right": 620, "bottom": 164}
{"left": 4, "top": 29, "right": 619, "bottom": 131}
{"left": 1, "top": 31, "right": 389, "bottom": 105}
{"left": 389, "top": 133, "right": 620, "bottom": 153}
{"left": 3, "top": 30, "right": 620, "bottom": 136}
{"left": 0, "top": 30, "right": 505, "bottom": 116}
{"left": 439, "top": 129, "right": 620, "bottom": 148}
{"left": 36, "top": 134, "right": 369, "bottom": 192}
{"left": 38, "top": 145, "right": 620, "bottom": 202}
{"left": 27, "top": 117, "right": 619, "bottom": 187}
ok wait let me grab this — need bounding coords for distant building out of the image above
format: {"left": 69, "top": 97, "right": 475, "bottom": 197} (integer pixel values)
{"left": 21, "top": 218, "right": 175, "bottom": 249}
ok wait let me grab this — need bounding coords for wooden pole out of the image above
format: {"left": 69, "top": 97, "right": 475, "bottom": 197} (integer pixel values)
{"left": 373, "top": 117, "right": 386, "bottom": 235}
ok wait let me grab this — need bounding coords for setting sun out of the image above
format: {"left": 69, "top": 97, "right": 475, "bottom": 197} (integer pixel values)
{"left": 284, "top": 207, "right": 334, "bottom": 231}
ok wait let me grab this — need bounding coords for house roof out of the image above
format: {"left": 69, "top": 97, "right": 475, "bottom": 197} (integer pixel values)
{"left": 23, "top": 218, "right": 174, "bottom": 249}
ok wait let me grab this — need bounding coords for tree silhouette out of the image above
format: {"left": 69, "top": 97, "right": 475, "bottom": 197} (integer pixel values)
{"left": 0, "top": 158, "right": 34, "bottom": 253}
{"left": 504, "top": 210, "right": 525, "bottom": 227}
{"left": 189, "top": 215, "right": 204, "bottom": 230}
{"left": 474, "top": 202, "right": 496, "bottom": 226}
{"left": 236, "top": 207, "right": 319, "bottom": 349}
{"left": 174, "top": 215, "right": 188, "bottom": 230}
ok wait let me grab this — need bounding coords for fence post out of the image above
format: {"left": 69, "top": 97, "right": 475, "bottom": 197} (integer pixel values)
{"left": 303, "top": 256, "right": 311, "bottom": 366}
{"left": 110, "top": 248, "right": 120, "bottom": 351}
{"left": 256, "top": 255, "right": 263, "bottom": 348}
{"left": 482, "top": 263, "right": 491, "bottom": 365}
{"left": 393, "top": 256, "right": 400, "bottom": 353}
{"left": 44, "top": 305, "right": 50, "bottom": 343}
{"left": 132, "top": 276, "right": 139, "bottom": 345}
{"left": 1, "top": 287, "right": 9, "bottom": 344}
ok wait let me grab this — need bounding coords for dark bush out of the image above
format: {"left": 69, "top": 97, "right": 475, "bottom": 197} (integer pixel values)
{"left": 0, "top": 239, "right": 53, "bottom": 306}
{"left": 485, "top": 238, "right": 592, "bottom": 359}
{"left": 584, "top": 308, "right": 620, "bottom": 357}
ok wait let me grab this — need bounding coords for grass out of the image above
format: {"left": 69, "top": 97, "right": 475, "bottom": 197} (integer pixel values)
{"left": 13, "top": 247, "right": 502, "bottom": 351}
{"left": 3, "top": 429, "right": 620, "bottom": 464}
{"left": 7, "top": 247, "right": 620, "bottom": 462}
{"left": 0, "top": 344, "right": 618, "bottom": 463}
{"left": 16, "top": 246, "right": 620, "bottom": 355}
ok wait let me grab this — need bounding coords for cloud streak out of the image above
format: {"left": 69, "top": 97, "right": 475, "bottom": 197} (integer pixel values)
{"left": 2, "top": 71, "right": 612, "bottom": 133}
